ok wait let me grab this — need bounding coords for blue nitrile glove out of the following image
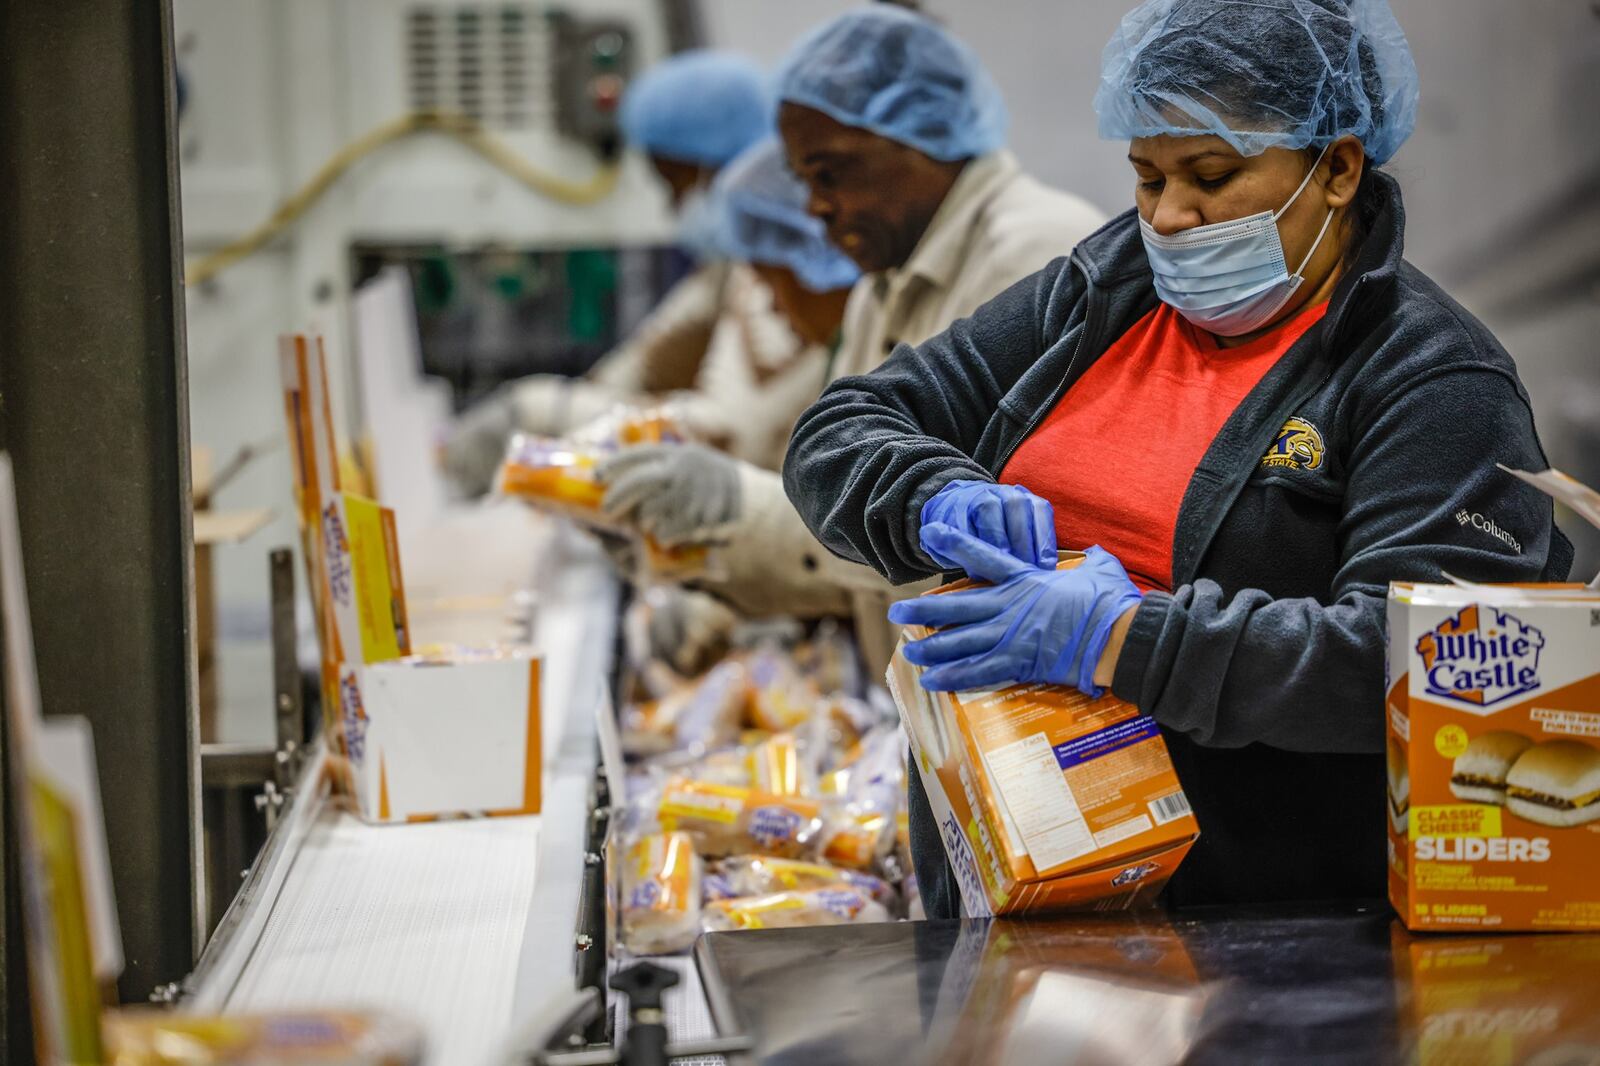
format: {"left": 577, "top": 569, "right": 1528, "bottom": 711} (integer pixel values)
{"left": 888, "top": 524, "right": 1143, "bottom": 696}
{"left": 919, "top": 480, "right": 1057, "bottom": 570}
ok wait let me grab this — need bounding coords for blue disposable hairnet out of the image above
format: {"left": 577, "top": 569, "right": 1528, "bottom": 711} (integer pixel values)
{"left": 1095, "top": 0, "right": 1418, "bottom": 164}
{"left": 775, "top": 7, "right": 1007, "bottom": 161}
{"left": 710, "top": 139, "right": 861, "bottom": 292}
{"left": 619, "top": 50, "right": 771, "bottom": 168}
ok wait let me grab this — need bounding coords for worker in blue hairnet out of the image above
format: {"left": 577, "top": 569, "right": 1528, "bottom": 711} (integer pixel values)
{"left": 589, "top": 8, "right": 1106, "bottom": 677}
{"left": 443, "top": 50, "right": 798, "bottom": 492}
{"left": 596, "top": 137, "right": 868, "bottom": 670}
{"left": 782, "top": 0, "right": 1573, "bottom": 917}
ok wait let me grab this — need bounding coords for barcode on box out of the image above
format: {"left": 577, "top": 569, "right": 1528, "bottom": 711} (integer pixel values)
{"left": 1149, "top": 791, "right": 1192, "bottom": 825}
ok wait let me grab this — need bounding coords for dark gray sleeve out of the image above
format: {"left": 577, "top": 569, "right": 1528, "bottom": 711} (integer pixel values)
{"left": 1112, "top": 366, "right": 1563, "bottom": 754}
{"left": 782, "top": 259, "right": 1076, "bottom": 585}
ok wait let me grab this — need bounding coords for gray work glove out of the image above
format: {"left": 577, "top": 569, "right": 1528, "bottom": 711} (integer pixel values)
{"left": 441, "top": 386, "right": 519, "bottom": 497}
{"left": 624, "top": 585, "right": 739, "bottom": 678}
{"left": 441, "top": 378, "right": 576, "bottom": 496}
{"left": 598, "top": 442, "right": 742, "bottom": 547}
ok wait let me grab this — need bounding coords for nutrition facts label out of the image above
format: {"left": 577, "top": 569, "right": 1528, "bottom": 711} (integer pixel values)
{"left": 984, "top": 732, "right": 1095, "bottom": 872}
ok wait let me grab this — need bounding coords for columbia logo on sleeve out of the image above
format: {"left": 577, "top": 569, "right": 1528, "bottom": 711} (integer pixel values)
{"left": 1455, "top": 509, "right": 1522, "bottom": 553}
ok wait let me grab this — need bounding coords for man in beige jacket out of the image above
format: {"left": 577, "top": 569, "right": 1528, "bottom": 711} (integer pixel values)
{"left": 599, "top": 9, "right": 1104, "bottom": 677}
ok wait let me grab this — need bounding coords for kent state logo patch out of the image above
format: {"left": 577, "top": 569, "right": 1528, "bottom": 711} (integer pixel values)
{"left": 1261, "top": 416, "right": 1325, "bottom": 471}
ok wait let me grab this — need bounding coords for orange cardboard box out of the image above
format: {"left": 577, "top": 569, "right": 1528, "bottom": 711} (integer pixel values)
{"left": 1387, "top": 581, "right": 1600, "bottom": 931}
{"left": 887, "top": 556, "right": 1199, "bottom": 917}
{"left": 1388, "top": 464, "right": 1600, "bottom": 932}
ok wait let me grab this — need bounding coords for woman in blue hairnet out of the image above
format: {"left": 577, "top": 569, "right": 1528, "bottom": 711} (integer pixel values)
{"left": 783, "top": 0, "right": 1573, "bottom": 916}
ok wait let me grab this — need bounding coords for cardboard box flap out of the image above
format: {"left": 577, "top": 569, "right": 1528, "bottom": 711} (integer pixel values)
{"left": 1497, "top": 465, "right": 1600, "bottom": 587}
{"left": 1427, "top": 576, "right": 1596, "bottom": 605}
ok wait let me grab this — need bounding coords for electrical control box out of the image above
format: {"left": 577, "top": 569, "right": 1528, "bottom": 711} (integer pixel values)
{"left": 550, "top": 12, "right": 636, "bottom": 158}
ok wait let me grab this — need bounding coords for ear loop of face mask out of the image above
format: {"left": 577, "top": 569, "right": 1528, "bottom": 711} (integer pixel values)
{"left": 1277, "top": 144, "right": 1336, "bottom": 279}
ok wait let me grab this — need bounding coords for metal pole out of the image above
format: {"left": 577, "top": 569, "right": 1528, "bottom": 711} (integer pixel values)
{"left": 0, "top": 0, "right": 201, "bottom": 1001}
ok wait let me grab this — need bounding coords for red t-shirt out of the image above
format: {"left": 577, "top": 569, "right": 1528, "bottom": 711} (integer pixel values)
{"left": 999, "top": 301, "right": 1328, "bottom": 593}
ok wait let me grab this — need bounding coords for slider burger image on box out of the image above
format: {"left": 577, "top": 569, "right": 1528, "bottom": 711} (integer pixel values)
{"left": 1387, "top": 735, "right": 1410, "bottom": 835}
{"left": 1447, "top": 730, "right": 1534, "bottom": 805}
{"left": 1504, "top": 739, "right": 1600, "bottom": 828}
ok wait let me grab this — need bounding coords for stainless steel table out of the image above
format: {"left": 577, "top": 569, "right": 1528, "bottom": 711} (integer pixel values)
{"left": 695, "top": 904, "right": 1600, "bottom": 1065}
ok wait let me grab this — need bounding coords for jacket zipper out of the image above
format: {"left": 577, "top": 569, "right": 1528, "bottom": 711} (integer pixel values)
{"left": 1169, "top": 290, "right": 1354, "bottom": 587}
{"left": 990, "top": 264, "right": 1103, "bottom": 477}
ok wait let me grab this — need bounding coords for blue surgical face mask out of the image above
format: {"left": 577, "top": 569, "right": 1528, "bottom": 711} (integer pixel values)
{"left": 1139, "top": 146, "right": 1335, "bottom": 337}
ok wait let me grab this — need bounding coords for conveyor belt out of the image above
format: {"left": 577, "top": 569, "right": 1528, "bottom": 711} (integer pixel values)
{"left": 224, "top": 811, "right": 542, "bottom": 1066}
{"left": 188, "top": 522, "right": 619, "bottom": 1066}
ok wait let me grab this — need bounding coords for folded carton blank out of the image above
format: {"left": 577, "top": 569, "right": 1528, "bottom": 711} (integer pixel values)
{"left": 343, "top": 656, "right": 542, "bottom": 823}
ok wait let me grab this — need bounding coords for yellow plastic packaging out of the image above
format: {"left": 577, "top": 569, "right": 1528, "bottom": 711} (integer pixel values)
{"left": 745, "top": 647, "right": 821, "bottom": 733}
{"left": 103, "top": 1010, "right": 424, "bottom": 1065}
{"left": 496, "top": 434, "right": 716, "bottom": 581}
{"left": 720, "top": 854, "right": 894, "bottom": 906}
{"left": 622, "top": 660, "right": 748, "bottom": 758}
{"left": 745, "top": 732, "right": 812, "bottom": 797}
{"left": 819, "top": 807, "right": 896, "bottom": 871}
{"left": 620, "top": 832, "right": 704, "bottom": 956}
{"left": 496, "top": 436, "right": 606, "bottom": 519}
{"left": 702, "top": 884, "right": 889, "bottom": 932}
{"left": 655, "top": 778, "right": 823, "bottom": 859}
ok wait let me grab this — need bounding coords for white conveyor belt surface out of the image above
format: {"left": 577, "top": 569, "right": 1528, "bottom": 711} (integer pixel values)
{"left": 196, "top": 519, "right": 617, "bottom": 1066}
{"left": 225, "top": 812, "right": 543, "bottom": 1066}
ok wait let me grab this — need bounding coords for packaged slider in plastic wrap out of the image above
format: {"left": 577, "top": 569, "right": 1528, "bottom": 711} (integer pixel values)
{"left": 496, "top": 434, "right": 716, "bottom": 581}
{"left": 746, "top": 645, "right": 822, "bottom": 733}
{"left": 622, "top": 660, "right": 747, "bottom": 758}
{"left": 815, "top": 726, "right": 904, "bottom": 871}
{"left": 654, "top": 777, "right": 823, "bottom": 859}
{"left": 496, "top": 436, "right": 606, "bottom": 519}
{"left": 813, "top": 694, "right": 889, "bottom": 771}
{"left": 619, "top": 832, "right": 704, "bottom": 956}
{"left": 702, "top": 866, "right": 740, "bottom": 905}
{"left": 744, "top": 732, "right": 814, "bottom": 797}
{"left": 702, "top": 884, "right": 888, "bottom": 932}
{"left": 819, "top": 808, "right": 896, "bottom": 872}
{"left": 717, "top": 854, "right": 895, "bottom": 906}
{"left": 102, "top": 1010, "right": 424, "bottom": 1065}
